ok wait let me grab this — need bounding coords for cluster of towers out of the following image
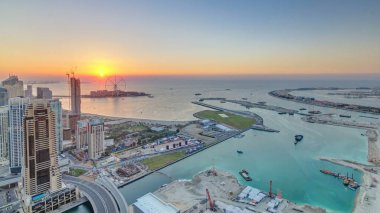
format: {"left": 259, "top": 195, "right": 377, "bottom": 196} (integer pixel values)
{"left": 0, "top": 75, "right": 79, "bottom": 212}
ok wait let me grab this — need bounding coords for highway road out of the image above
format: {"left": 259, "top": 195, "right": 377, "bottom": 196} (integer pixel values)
{"left": 63, "top": 175, "right": 119, "bottom": 213}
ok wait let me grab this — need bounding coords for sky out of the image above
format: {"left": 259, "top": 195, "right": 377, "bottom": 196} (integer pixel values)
{"left": 0, "top": 0, "right": 379, "bottom": 79}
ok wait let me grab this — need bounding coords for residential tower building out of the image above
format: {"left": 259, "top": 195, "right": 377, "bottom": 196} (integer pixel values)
{"left": 8, "top": 97, "right": 29, "bottom": 173}
{"left": 1, "top": 75, "right": 24, "bottom": 98}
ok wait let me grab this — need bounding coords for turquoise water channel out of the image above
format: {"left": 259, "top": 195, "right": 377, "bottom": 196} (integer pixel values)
{"left": 119, "top": 108, "right": 367, "bottom": 213}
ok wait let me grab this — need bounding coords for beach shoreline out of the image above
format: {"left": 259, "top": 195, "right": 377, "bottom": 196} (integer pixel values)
{"left": 320, "top": 128, "right": 380, "bottom": 213}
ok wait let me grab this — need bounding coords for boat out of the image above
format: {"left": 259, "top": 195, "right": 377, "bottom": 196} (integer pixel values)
{"left": 194, "top": 93, "right": 202, "bottom": 96}
{"left": 234, "top": 134, "right": 245, "bottom": 138}
{"left": 239, "top": 170, "right": 252, "bottom": 181}
{"left": 294, "top": 135, "right": 303, "bottom": 144}
{"left": 339, "top": 114, "right": 351, "bottom": 118}
{"left": 278, "top": 112, "right": 287, "bottom": 115}
{"left": 321, "top": 169, "right": 359, "bottom": 189}
{"left": 237, "top": 150, "right": 243, "bottom": 154}
{"left": 343, "top": 178, "right": 350, "bottom": 186}
{"left": 299, "top": 108, "right": 307, "bottom": 111}
{"left": 348, "top": 182, "right": 360, "bottom": 190}
{"left": 308, "top": 110, "right": 321, "bottom": 114}
{"left": 288, "top": 112, "right": 294, "bottom": 115}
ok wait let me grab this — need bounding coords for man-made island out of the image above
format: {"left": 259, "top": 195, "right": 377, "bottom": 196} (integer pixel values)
{"left": 269, "top": 88, "right": 380, "bottom": 115}
{"left": 83, "top": 89, "right": 151, "bottom": 98}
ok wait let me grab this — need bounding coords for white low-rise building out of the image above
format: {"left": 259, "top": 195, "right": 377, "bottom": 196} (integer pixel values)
{"left": 133, "top": 193, "right": 180, "bottom": 213}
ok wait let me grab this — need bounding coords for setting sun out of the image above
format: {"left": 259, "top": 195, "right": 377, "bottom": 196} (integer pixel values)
{"left": 97, "top": 68, "right": 107, "bottom": 78}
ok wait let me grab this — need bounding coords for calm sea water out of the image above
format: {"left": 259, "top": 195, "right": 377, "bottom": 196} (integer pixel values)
{"left": 50, "top": 77, "right": 379, "bottom": 213}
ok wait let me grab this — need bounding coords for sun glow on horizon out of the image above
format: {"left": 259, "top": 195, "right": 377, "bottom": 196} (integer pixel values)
{"left": 96, "top": 67, "right": 109, "bottom": 78}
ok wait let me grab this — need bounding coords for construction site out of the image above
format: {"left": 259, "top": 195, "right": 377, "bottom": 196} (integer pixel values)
{"left": 146, "top": 169, "right": 326, "bottom": 213}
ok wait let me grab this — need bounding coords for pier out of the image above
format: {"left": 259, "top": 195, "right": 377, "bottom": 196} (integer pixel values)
{"left": 251, "top": 124, "right": 280, "bottom": 133}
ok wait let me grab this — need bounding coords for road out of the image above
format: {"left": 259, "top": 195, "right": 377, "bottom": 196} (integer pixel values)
{"left": 63, "top": 175, "right": 119, "bottom": 213}
{"left": 96, "top": 176, "right": 129, "bottom": 213}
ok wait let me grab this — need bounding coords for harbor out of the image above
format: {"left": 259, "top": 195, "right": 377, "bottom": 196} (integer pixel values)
{"left": 117, "top": 114, "right": 367, "bottom": 212}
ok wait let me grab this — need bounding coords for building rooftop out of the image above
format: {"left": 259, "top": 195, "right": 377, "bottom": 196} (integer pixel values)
{"left": 134, "top": 193, "right": 180, "bottom": 213}
{"left": 2, "top": 75, "right": 21, "bottom": 85}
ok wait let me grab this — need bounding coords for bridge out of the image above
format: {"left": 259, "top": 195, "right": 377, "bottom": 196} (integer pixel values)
{"left": 96, "top": 175, "right": 129, "bottom": 213}
{"left": 63, "top": 175, "right": 119, "bottom": 213}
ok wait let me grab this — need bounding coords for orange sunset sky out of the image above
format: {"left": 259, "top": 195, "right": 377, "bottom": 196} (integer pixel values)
{"left": 0, "top": 1, "right": 379, "bottom": 79}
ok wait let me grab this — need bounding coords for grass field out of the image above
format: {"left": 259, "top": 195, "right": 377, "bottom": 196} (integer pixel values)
{"left": 195, "top": 110, "right": 255, "bottom": 130}
{"left": 68, "top": 168, "right": 88, "bottom": 177}
{"left": 141, "top": 151, "right": 186, "bottom": 171}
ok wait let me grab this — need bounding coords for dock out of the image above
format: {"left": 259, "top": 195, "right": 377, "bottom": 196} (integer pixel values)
{"left": 251, "top": 124, "right": 280, "bottom": 133}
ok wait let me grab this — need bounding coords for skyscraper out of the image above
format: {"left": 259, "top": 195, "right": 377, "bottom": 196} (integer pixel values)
{"left": 22, "top": 99, "right": 62, "bottom": 196}
{"left": 88, "top": 118, "right": 104, "bottom": 160}
{"left": 9, "top": 97, "right": 29, "bottom": 173}
{"left": 0, "top": 87, "right": 8, "bottom": 106}
{"left": 21, "top": 100, "right": 79, "bottom": 213}
{"left": 76, "top": 120, "right": 89, "bottom": 150}
{"left": 36, "top": 87, "right": 52, "bottom": 99}
{"left": 50, "top": 99, "right": 63, "bottom": 154}
{"left": 25, "top": 85, "right": 33, "bottom": 98}
{"left": 1, "top": 75, "right": 24, "bottom": 98}
{"left": 0, "top": 106, "right": 9, "bottom": 163}
{"left": 70, "top": 77, "right": 81, "bottom": 115}
{"left": 75, "top": 118, "right": 104, "bottom": 160}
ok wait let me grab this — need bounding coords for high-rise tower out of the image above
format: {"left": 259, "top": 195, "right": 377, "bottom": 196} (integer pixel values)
{"left": 21, "top": 100, "right": 79, "bottom": 213}
{"left": 76, "top": 118, "right": 104, "bottom": 160}
{"left": 1, "top": 75, "right": 24, "bottom": 98}
{"left": 22, "top": 99, "right": 62, "bottom": 196}
{"left": 70, "top": 77, "right": 81, "bottom": 115}
{"left": 0, "top": 87, "right": 8, "bottom": 106}
{"left": 0, "top": 106, "right": 8, "bottom": 163}
{"left": 50, "top": 99, "right": 63, "bottom": 154}
{"left": 8, "top": 97, "right": 29, "bottom": 173}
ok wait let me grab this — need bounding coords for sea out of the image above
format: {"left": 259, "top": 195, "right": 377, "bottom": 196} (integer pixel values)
{"left": 35, "top": 77, "right": 380, "bottom": 213}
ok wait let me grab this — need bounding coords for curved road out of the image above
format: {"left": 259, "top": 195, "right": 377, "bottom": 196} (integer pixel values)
{"left": 97, "top": 176, "right": 129, "bottom": 213}
{"left": 63, "top": 175, "right": 118, "bottom": 213}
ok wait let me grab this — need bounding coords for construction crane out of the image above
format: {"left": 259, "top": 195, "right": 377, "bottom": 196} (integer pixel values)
{"left": 269, "top": 180, "right": 273, "bottom": 198}
{"left": 206, "top": 188, "right": 215, "bottom": 211}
